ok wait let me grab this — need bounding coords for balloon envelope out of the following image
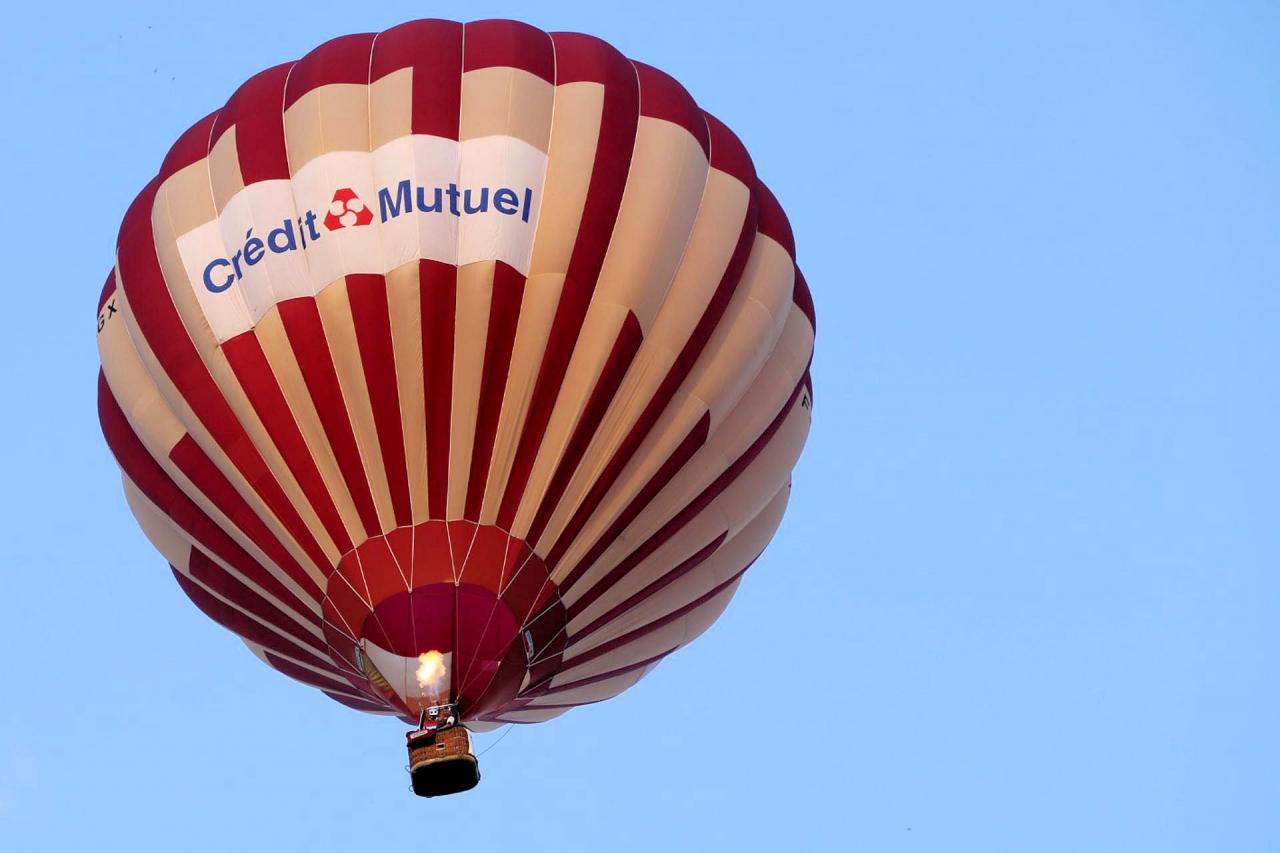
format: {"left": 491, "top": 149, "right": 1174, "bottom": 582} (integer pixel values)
{"left": 97, "top": 18, "right": 815, "bottom": 727}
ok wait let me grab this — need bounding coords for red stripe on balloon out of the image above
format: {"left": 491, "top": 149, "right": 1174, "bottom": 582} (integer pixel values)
{"left": 524, "top": 311, "right": 644, "bottom": 545}
{"left": 754, "top": 180, "right": 796, "bottom": 260}
{"left": 169, "top": 434, "right": 323, "bottom": 601}
{"left": 633, "top": 62, "right": 710, "bottom": 156}
{"left": 323, "top": 691, "right": 390, "bottom": 714}
{"left": 420, "top": 260, "right": 457, "bottom": 518}
{"left": 114, "top": 181, "right": 332, "bottom": 576}
{"left": 463, "top": 19, "right": 555, "bottom": 82}
{"left": 372, "top": 19, "right": 463, "bottom": 140}
{"left": 264, "top": 650, "right": 369, "bottom": 697}
{"left": 703, "top": 112, "right": 756, "bottom": 184}
{"left": 495, "top": 33, "right": 640, "bottom": 530}
{"left": 172, "top": 567, "right": 331, "bottom": 671}
{"left": 276, "top": 297, "right": 381, "bottom": 538}
{"left": 347, "top": 274, "right": 412, "bottom": 528}
{"left": 572, "top": 567, "right": 748, "bottom": 673}
{"left": 566, "top": 531, "right": 727, "bottom": 629}
{"left": 283, "top": 33, "right": 376, "bottom": 110}
{"left": 522, "top": 649, "right": 665, "bottom": 700}
{"left": 543, "top": 123, "right": 758, "bottom": 572}
{"left": 530, "top": 566, "right": 747, "bottom": 697}
{"left": 97, "top": 271, "right": 115, "bottom": 315}
{"left": 213, "top": 63, "right": 292, "bottom": 184}
{"left": 560, "top": 379, "right": 803, "bottom": 600}
{"left": 464, "top": 263, "right": 526, "bottom": 520}
{"left": 158, "top": 113, "right": 218, "bottom": 180}
{"left": 793, "top": 267, "right": 816, "bottom": 331}
{"left": 554, "top": 411, "right": 711, "bottom": 587}
{"left": 98, "top": 374, "right": 322, "bottom": 614}
{"left": 220, "top": 332, "right": 354, "bottom": 554}
{"left": 187, "top": 548, "right": 321, "bottom": 651}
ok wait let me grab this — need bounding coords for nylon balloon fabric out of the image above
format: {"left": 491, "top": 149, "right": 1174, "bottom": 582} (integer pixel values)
{"left": 96, "top": 19, "right": 815, "bottom": 727}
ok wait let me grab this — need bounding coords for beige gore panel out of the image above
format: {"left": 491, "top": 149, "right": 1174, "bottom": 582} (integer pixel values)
{"left": 284, "top": 84, "right": 371, "bottom": 169}
{"left": 478, "top": 271, "right": 566, "bottom": 524}
{"left": 547, "top": 233, "right": 797, "bottom": 579}
{"left": 152, "top": 171, "right": 340, "bottom": 569}
{"left": 208, "top": 127, "right": 247, "bottom": 213}
{"left": 565, "top": 483, "right": 790, "bottom": 642}
{"left": 446, "top": 261, "right": 497, "bottom": 518}
{"left": 252, "top": 307, "right": 366, "bottom": 551}
{"left": 370, "top": 68, "right": 413, "bottom": 150}
{"left": 385, "top": 262, "right": 429, "bottom": 524}
{"left": 533, "top": 168, "right": 752, "bottom": 552}
{"left": 591, "top": 118, "right": 711, "bottom": 333}
{"left": 316, "top": 279, "right": 397, "bottom": 533}
{"left": 527, "top": 82, "right": 604, "bottom": 277}
{"left": 511, "top": 302, "right": 630, "bottom": 538}
{"left": 460, "top": 67, "right": 554, "bottom": 150}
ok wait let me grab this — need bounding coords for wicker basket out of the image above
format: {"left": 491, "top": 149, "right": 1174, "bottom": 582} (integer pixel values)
{"left": 407, "top": 726, "right": 480, "bottom": 797}
{"left": 408, "top": 726, "right": 472, "bottom": 770}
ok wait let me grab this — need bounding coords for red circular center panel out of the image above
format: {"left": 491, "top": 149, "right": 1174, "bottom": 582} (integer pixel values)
{"left": 320, "top": 520, "right": 565, "bottom": 721}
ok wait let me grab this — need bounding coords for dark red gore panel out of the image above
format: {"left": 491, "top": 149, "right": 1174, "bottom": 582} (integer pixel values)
{"left": 321, "top": 521, "right": 567, "bottom": 718}
{"left": 362, "top": 585, "right": 456, "bottom": 654}
{"left": 454, "top": 585, "right": 522, "bottom": 705}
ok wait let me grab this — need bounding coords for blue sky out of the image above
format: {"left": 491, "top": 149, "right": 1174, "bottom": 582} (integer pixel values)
{"left": 1, "top": 1, "right": 1277, "bottom": 850}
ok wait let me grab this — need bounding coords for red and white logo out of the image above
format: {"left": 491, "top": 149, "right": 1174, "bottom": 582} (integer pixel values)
{"left": 323, "top": 188, "right": 374, "bottom": 231}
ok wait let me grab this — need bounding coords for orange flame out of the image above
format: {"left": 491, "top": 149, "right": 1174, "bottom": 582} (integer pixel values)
{"left": 415, "top": 650, "right": 447, "bottom": 691}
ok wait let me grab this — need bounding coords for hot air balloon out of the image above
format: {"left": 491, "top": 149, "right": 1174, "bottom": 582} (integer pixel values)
{"left": 96, "top": 18, "right": 815, "bottom": 797}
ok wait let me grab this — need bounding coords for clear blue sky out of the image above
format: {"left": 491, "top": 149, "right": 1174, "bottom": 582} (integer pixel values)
{"left": 1, "top": 1, "right": 1276, "bottom": 850}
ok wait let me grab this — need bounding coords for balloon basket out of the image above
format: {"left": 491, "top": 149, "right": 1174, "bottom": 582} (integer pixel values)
{"left": 407, "top": 725, "right": 480, "bottom": 797}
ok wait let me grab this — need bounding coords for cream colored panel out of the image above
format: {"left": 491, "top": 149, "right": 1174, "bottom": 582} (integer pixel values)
{"left": 508, "top": 118, "right": 710, "bottom": 538}
{"left": 386, "top": 262, "right": 429, "bottom": 524}
{"left": 509, "top": 305, "right": 628, "bottom": 537}
{"left": 566, "top": 483, "right": 789, "bottom": 641}
{"left": 479, "top": 83, "right": 607, "bottom": 519}
{"left": 98, "top": 285, "right": 185, "bottom": 454}
{"left": 564, "top": 485, "right": 729, "bottom": 621}
{"left": 162, "top": 160, "right": 219, "bottom": 238}
{"left": 284, "top": 84, "right": 371, "bottom": 168}
{"left": 370, "top": 67, "right": 413, "bottom": 149}
{"left": 241, "top": 639, "right": 369, "bottom": 700}
{"left": 316, "top": 280, "right": 395, "bottom": 533}
{"left": 252, "top": 308, "right": 366, "bottom": 546}
{"left": 446, "top": 262, "right": 495, "bottom": 518}
{"left": 208, "top": 127, "right": 246, "bottom": 212}
{"left": 102, "top": 283, "right": 327, "bottom": 597}
{"left": 565, "top": 485, "right": 789, "bottom": 654}
{"left": 556, "top": 385, "right": 810, "bottom": 601}
{"left": 534, "top": 663, "right": 652, "bottom": 706}
{"left": 460, "top": 67, "right": 554, "bottom": 150}
{"left": 527, "top": 81, "right": 603, "bottom": 277}
{"left": 691, "top": 236, "right": 796, "bottom": 429}
{"left": 488, "top": 707, "right": 570, "bottom": 724}
{"left": 121, "top": 475, "right": 194, "bottom": 570}
{"left": 478, "top": 272, "right": 564, "bottom": 523}
{"left": 553, "top": 583, "right": 740, "bottom": 686}
{"left": 533, "top": 169, "right": 751, "bottom": 552}
{"left": 123, "top": 477, "right": 325, "bottom": 636}
{"left": 589, "top": 119, "right": 710, "bottom": 332}
{"left": 447, "top": 62, "right": 559, "bottom": 521}
{"left": 549, "top": 237, "right": 799, "bottom": 577}
{"left": 152, "top": 170, "right": 341, "bottom": 571}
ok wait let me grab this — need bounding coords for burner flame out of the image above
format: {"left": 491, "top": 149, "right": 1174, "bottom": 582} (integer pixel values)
{"left": 415, "top": 650, "right": 447, "bottom": 691}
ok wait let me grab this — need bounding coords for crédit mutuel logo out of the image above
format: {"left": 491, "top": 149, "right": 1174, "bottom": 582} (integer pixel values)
{"left": 201, "top": 180, "right": 535, "bottom": 293}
